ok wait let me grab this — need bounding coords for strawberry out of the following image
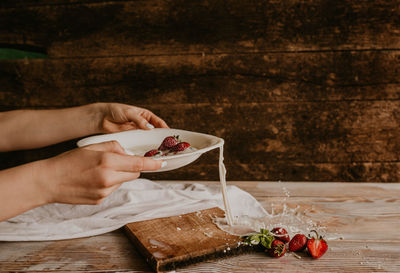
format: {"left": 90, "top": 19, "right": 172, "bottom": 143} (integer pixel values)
{"left": 171, "top": 142, "right": 190, "bottom": 152}
{"left": 267, "top": 239, "right": 286, "bottom": 258}
{"left": 307, "top": 230, "right": 328, "bottom": 259}
{"left": 144, "top": 149, "right": 160, "bottom": 157}
{"left": 289, "top": 234, "right": 308, "bottom": 252}
{"left": 158, "top": 136, "right": 180, "bottom": 151}
{"left": 271, "top": 227, "right": 290, "bottom": 244}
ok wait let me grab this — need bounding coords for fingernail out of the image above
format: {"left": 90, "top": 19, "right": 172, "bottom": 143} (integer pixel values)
{"left": 146, "top": 123, "right": 155, "bottom": 129}
{"left": 161, "top": 161, "right": 167, "bottom": 168}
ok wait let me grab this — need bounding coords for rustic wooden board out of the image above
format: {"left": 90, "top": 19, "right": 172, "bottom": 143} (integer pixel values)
{"left": 1, "top": 182, "right": 399, "bottom": 272}
{"left": 1, "top": 0, "right": 400, "bottom": 57}
{"left": 124, "top": 207, "right": 249, "bottom": 272}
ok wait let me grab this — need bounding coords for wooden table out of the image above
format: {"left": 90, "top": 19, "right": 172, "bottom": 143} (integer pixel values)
{"left": 1, "top": 181, "right": 399, "bottom": 272}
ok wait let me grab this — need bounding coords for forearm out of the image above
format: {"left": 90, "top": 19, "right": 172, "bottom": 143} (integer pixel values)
{"left": 0, "top": 103, "right": 104, "bottom": 152}
{"left": 0, "top": 160, "right": 48, "bottom": 221}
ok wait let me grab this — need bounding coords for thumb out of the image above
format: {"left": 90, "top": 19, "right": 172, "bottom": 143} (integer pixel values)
{"left": 141, "top": 157, "right": 164, "bottom": 171}
{"left": 83, "top": 140, "right": 126, "bottom": 155}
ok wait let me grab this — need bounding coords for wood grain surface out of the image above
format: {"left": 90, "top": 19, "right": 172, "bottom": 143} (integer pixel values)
{"left": 0, "top": 181, "right": 399, "bottom": 272}
{"left": 124, "top": 207, "right": 248, "bottom": 272}
{"left": 1, "top": 0, "right": 400, "bottom": 56}
{"left": 1, "top": 0, "right": 399, "bottom": 181}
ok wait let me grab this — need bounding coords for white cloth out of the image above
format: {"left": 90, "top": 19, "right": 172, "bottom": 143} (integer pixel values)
{"left": 0, "top": 179, "right": 266, "bottom": 241}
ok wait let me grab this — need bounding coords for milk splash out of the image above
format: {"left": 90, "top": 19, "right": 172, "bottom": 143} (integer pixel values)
{"left": 216, "top": 142, "right": 326, "bottom": 238}
{"left": 214, "top": 202, "right": 325, "bottom": 238}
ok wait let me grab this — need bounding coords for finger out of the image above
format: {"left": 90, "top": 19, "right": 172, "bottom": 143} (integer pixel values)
{"left": 87, "top": 183, "right": 124, "bottom": 204}
{"left": 106, "top": 171, "right": 142, "bottom": 185}
{"left": 80, "top": 183, "right": 121, "bottom": 201}
{"left": 99, "top": 176, "right": 129, "bottom": 194}
{"left": 124, "top": 110, "right": 152, "bottom": 130}
{"left": 96, "top": 169, "right": 143, "bottom": 189}
{"left": 100, "top": 153, "right": 164, "bottom": 172}
{"left": 142, "top": 110, "right": 169, "bottom": 128}
{"left": 133, "top": 115, "right": 152, "bottom": 130}
{"left": 149, "top": 115, "right": 169, "bottom": 128}
{"left": 140, "top": 156, "right": 164, "bottom": 171}
{"left": 128, "top": 108, "right": 169, "bottom": 129}
{"left": 84, "top": 140, "right": 126, "bottom": 155}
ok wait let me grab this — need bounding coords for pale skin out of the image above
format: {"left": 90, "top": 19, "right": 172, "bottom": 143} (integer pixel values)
{"left": 0, "top": 103, "right": 169, "bottom": 221}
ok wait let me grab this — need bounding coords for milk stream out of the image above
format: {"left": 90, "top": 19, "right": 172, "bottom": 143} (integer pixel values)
{"left": 216, "top": 144, "right": 330, "bottom": 239}
{"left": 218, "top": 144, "right": 233, "bottom": 226}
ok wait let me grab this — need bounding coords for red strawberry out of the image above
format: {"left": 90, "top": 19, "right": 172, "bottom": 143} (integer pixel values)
{"left": 271, "top": 227, "right": 290, "bottom": 244}
{"left": 307, "top": 230, "right": 328, "bottom": 259}
{"left": 268, "top": 239, "right": 286, "bottom": 258}
{"left": 171, "top": 142, "right": 190, "bottom": 152}
{"left": 144, "top": 149, "right": 160, "bottom": 157}
{"left": 289, "top": 234, "right": 308, "bottom": 252}
{"left": 158, "top": 136, "right": 180, "bottom": 151}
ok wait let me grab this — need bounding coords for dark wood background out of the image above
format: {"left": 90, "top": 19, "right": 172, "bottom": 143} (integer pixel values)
{"left": 1, "top": 0, "right": 399, "bottom": 182}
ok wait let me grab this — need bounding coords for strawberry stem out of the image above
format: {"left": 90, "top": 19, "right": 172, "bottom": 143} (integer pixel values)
{"left": 309, "top": 229, "right": 323, "bottom": 239}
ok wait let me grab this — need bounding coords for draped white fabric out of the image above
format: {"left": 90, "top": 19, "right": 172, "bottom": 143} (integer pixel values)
{"left": 0, "top": 179, "right": 266, "bottom": 241}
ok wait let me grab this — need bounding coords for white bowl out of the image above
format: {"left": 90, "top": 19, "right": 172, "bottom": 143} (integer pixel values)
{"left": 77, "top": 128, "right": 223, "bottom": 172}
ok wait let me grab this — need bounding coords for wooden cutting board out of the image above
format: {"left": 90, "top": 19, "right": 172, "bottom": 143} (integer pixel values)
{"left": 124, "top": 207, "right": 252, "bottom": 272}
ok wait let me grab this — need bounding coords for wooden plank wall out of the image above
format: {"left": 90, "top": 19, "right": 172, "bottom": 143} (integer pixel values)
{"left": 0, "top": 0, "right": 399, "bottom": 182}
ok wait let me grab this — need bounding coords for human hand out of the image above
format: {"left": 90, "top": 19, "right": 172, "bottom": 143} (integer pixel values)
{"left": 95, "top": 103, "right": 169, "bottom": 133}
{"left": 39, "top": 141, "right": 163, "bottom": 205}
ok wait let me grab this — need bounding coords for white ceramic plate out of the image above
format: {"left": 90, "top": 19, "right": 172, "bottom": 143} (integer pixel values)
{"left": 77, "top": 128, "right": 223, "bottom": 172}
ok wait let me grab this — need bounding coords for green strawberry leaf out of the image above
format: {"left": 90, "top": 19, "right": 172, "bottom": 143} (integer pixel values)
{"left": 244, "top": 229, "right": 275, "bottom": 249}
{"left": 260, "top": 228, "right": 269, "bottom": 235}
{"left": 246, "top": 234, "right": 261, "bottom": 245}
{"left": 260, "top": 235, "right": 274, "bottom": 249}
